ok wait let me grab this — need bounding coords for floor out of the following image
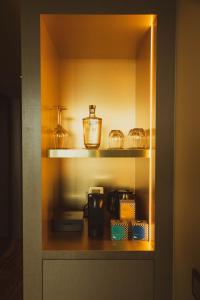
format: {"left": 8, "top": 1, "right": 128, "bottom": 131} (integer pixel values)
{"left": 0, "top": 239, "right": 22, "bottom": 300}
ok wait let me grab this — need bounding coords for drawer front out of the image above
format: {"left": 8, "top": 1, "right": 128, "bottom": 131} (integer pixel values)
{"left": 43, "top": 260, "right": 154, "bottom": 300}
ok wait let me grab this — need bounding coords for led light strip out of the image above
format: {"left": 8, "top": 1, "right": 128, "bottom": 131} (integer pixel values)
{"left": 149, "top": 15, "right": 155, "bottom": 243}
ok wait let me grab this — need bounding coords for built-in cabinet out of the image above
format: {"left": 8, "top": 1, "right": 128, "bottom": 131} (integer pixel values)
{"left": 21, "top": 1, "right": 175, "bottom": 300}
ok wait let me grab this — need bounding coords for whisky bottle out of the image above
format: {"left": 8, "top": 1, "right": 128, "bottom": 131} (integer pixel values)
{"left": 83, "top": 105, "right": 102, "bottom": 149}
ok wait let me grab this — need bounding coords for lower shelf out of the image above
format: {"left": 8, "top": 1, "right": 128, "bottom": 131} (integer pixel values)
{"left": 43, "top": 219, "right": 154, "bottom": 259}
{"left": 43, "top": 231, "right": 154, "bottom": 251}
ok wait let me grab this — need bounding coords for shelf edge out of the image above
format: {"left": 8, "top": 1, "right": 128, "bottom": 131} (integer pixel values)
{"left": 47, "top": 149, "right": 150, "bottom": 158}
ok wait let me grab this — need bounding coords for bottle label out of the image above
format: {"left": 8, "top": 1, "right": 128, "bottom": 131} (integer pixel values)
{"left": 84, "top": 120, "right": 100, "bottom": 144}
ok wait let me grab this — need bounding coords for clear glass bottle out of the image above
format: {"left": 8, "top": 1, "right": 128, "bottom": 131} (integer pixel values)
{"left": 82, "top": 105, "right": 102, "bottom": 149}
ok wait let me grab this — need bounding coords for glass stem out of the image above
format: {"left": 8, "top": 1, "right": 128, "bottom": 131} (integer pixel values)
{"left": 57, "top": 106, "right": 62, "bottom": 126}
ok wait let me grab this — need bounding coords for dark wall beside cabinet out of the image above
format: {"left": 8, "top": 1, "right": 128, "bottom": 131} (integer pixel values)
{"left": 0, "top": 96, "right": 11, "bottom": 241}
{"left": 0, "top": 0, "right": 21, "bottom": 98}
{"left": 0, "top": 0, "right": 21, "bottom": 252}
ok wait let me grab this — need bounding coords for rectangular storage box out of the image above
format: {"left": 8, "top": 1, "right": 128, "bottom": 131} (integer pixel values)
{"left": 120, "top": 199, "right": 136, "bottom": 220}
{"left": 131, "top": 220, "right": 149, "bottom": 241}
{"left": 111, "top": 219, "right": 129, "bottom": 240}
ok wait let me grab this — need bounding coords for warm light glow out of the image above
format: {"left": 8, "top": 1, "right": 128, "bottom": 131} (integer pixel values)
{"left": 41, "top": 14, "right": 156, "bottom": 251}
{"left": 149, "top": 15, "right": 155, "bottom": 242}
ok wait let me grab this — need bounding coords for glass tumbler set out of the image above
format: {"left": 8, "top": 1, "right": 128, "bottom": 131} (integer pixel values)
{"left": 109, "top": 128, "right": 147, "bottom": 149}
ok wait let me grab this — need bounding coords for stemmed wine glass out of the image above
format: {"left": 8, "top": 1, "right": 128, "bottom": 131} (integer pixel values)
{"left": 52, "top": 105, "right": 68, "bottom": 149}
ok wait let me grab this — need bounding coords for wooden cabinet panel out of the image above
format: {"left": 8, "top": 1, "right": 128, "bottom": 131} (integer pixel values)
{"left": 43, "top": 260, "right": 154, "bottom": 300}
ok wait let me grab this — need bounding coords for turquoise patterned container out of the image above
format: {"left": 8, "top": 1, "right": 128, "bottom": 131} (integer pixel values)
{"left": 111, "top": 219, "right": 128, "bottom": 240}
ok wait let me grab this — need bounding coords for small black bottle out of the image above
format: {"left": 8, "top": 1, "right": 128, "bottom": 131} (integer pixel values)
{"left": 88, "top": 193, "right": 104, "bottom": 239}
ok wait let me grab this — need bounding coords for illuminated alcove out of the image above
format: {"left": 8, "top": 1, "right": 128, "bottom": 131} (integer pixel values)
{"left": 40, "top": 14, "right": 156, "bottom": 252}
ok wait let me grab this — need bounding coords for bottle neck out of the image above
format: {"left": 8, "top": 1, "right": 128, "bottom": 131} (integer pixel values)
{"left": 89, "top": 107, "right": 96, "bottom": 118}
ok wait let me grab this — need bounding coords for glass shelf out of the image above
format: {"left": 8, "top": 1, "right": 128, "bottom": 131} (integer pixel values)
{"left": 47, "top": 149, "right": 150, "bottom": 158}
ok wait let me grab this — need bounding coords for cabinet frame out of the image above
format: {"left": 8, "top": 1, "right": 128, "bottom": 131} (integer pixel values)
{"left": 21, "top": 1, "right": 175, "bottom": 300}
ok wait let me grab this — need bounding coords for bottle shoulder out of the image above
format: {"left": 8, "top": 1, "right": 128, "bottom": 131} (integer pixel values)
{"left": 83, "top": 116, "right": 102, "bottom": 121}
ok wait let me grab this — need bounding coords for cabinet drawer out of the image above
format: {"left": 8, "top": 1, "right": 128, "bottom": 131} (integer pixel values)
{"left": 43, "top": 260, "right": 154, "bottom": 300}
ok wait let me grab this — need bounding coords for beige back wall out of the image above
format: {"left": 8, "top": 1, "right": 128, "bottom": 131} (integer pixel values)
{"left": 59, "top": 58, "right": 136, "bottom": 209}
{"left": 175, "top": 0, "right": 200, "bottom": 299}
{"left": 60, "top": 58, "right": 136, "bottom": 149}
